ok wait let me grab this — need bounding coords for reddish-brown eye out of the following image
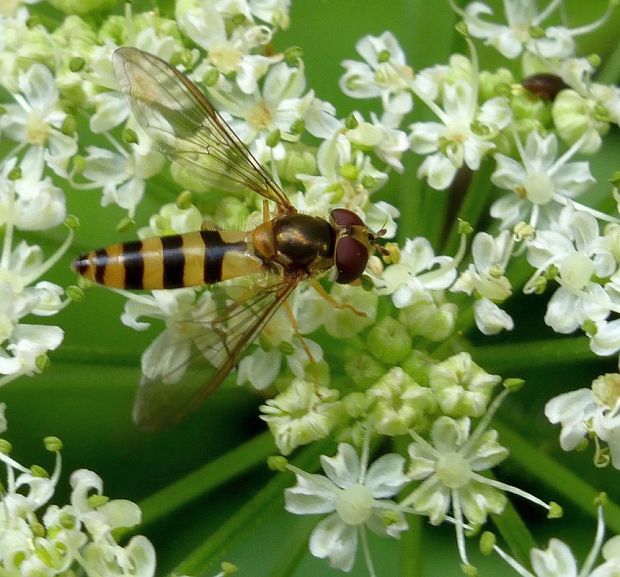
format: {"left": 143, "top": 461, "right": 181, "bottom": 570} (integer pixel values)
{"left": 331, "top": 208, "right": 364, "bottom": 227}
{"left": 522, "top": 73, "right": 567, "bottom": 102}
{"left": 335, "top": 236, "right": 369, "bottom": 284}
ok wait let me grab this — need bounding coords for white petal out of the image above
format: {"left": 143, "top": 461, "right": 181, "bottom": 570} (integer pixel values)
{"left": 364, "top": 453, "right": 408, "bottom": 498}
{"left": 530, "top": 539, "right": 578, "bottom": 577}
{"left": 321, "top": 444, "right": 361, "bottom": 488}
{"left": 285, "top": 472, "right": 339, "bottom": 514}
{"left": 309, "top": 513, "right": 358, "bottom": 572}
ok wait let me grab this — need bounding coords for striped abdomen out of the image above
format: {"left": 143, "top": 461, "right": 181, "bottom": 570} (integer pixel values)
{"left": 73, "top": 230, "right": 264, "bottom": 290}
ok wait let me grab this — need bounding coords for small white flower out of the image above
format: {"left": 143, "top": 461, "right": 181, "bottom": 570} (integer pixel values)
{"left": 452, "top": 231, "right": 513, "bottom": 302}
{"left": 345, "top": 112, "right": 409, "bottom": 172}
{"left": 1, "top": 63, "right": 77, "bottom": 178}
{"left": 490, "top": 132, "right": 595, "bottom": 230}
{"left": 82, "top": 145, "right": 165, "bottom": 217}
{"left": 0, "top": 157, "right": 66, "bottom": 231}
{"left": 340, "top": 31, "right": 414, "bottom": 121}
{"left": 374, "top": 237, "right": 457, "bottom": 308}
{"left": 297, "top": 133, "right": 388, "bottom": 212}
{"left": 285, "top": 441, "right": 408, "bottom": 572}
{"left": 410, "top": 72, "right": 512, "bottom": 190}
{"left": 122, "top": 289, "right": 217, "bottom": 385}
{"left": 459, "top": 0, "right": 612, "bottom": 60}
{"left": 545, "top": 388, "right": 596, "bottom": 451}
{"left": 526, "top": 207, "right": 615, "bottom": 335}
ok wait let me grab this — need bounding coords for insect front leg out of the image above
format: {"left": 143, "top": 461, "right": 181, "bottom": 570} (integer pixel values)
{"left": 310, "top": 278, "right": 368, "bottom": 318}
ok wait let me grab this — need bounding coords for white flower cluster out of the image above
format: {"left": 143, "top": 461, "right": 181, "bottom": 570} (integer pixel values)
{"left": 0, "top": 404, "right": 156, "bottom": 577}
{"left": 335, "top": 0, "right": 620, "bottom": 471}
{"left": 284, "top": 384, "right": 553, "bottom": 573}
{"left": 0, "top": 59, "right": 74, "bottom": 388}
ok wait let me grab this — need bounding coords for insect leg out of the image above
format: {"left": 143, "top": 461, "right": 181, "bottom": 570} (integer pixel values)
{"left": 309, "top": 279, "right": 368, "bottom": 318}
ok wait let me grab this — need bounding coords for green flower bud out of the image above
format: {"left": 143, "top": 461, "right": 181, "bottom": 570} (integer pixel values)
{"left": 345, "top": 113, "right": 359, "bottom": 129}
{"left": 66, "top": 285, "right": 85, "bottom": 302}
{"left": 503, "top": 378, "right": 524, "bottom": 392}
{"left": 72, "top": 154, "right": 85, "bottom": 175}
{"left": 399, "top": 299, "right": 457, "bottom": 342}
{"left": 339, "top": 163, "right": 359, "bottom": 181}
{"left": 284, "top": 46, "right": 303, "bottom": 66}
{"left": 267, "top": 455, "right": 288, "bottom": 471}
{"left": 368, "top": 367, "right": 436, "bottom": 435}
{"left": 479, "top": 531, "right": 496, "bottom": 555}
{"left": 44, "top": 436, "right": 63, "bottom": 452}
{"left": 203, "top": 67, "right": 220, "bottom": 87}
{"left": 462, "top": 563, "right": 478, "bottom": 577}
{"left": 31, "top": 522, "right": 45, "bottom": 538}
{"left": 116, "top": 216, "right": 135, "bottom": 233}
{"left": 0, "top": 439, "right": 12, "bottom": 454}
{"left": 176, "top": 190, "right": 193, "bottom": 210}
{"left": 214, "top": 196, "right": 250, "bottom": 228}
{"left": 342, "top": 392, "right": 369, "bottom": 418}
{"left": 31, "top": 465, "right": 49, "bottom": 478}
{"left": 276, "top": 145, "right": 317, "bottom": 183}
{"left": 553, "top": 90, "right": 608, "bottom": 153}
{"left": 87, "top": 494, "right": 109, "bottom": 508}
{"left": 511, "top": 91, "right": 549, "bottom": 124}
{"left": 221, "top": 561, "right": 239, "bottom": 575}
{"left": 69, "top": 57, "right": 85, "bottom": 72}
{"left": 8, "top": 166, "right": 21, "bottom": 181}
{"left": 401, "top": 350, "right": 431, "bottom": 386}
{"left": 266, "top": 129, "right": 281, "bottom": 148}
{"left": 35, "top": 354, "right": 50, "bottom": 372}
{"left": 479, "top": 69, "right": 515, "bottom": 102}
{"left": 122, "top": 127, "right": 139, "bottom": 145}
{"left": 290, "top": 117, "right": 306, "bottom": 135}
{"left": 344, "top": 353, "right": 386, "bottom": 389}
{"left": 367, "top": 317, "right": 412, "bottom": 364}
{"left": 548, "top": 502, "right": 563, "bottom": 519}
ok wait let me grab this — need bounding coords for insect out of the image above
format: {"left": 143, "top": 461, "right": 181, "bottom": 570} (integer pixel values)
{"left": 73, "top": 47, "right": 383, "bottom": 431}
{"left": 521, "top": 73, "right": 568, "bottom": 102}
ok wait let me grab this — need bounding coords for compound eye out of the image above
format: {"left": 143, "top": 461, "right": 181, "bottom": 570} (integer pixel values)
{"left": 335, "top": 236, "right": 369, "bottom": 284}
{"left": 330, "top": 208, "right": 364, "bottom": 228}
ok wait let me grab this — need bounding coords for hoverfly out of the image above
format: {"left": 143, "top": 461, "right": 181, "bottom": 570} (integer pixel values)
{"left": 73, "top": 47, "right": 382, "bottom": 431}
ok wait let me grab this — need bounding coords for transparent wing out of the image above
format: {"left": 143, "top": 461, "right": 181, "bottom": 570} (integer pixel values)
{"left": 133, "top": 276, "right": 299, "bottom": 431}
{"left": 112, "top": 46, "right": 294, "bottom": 212}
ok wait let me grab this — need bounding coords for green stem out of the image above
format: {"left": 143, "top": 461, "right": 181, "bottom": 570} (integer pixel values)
{"left": 51, "top": 344, "right": 142, "bottom": 367}
{"left": 170, "top": 440, "right": 331, "bottom": 576}
{"left": 130, "top": 431, "right": 275, "bottom": 537}
{"left": 491, "top": 495, "right": 536, "bottom": 569}
{"left": 400, "top": 514, "right": 423, "bottom": 577}
{"left": 465, "top": 336, "right": 595, "bottom": 373}
{"left": 598, "top": 36, "right": 620, "bottom": 85}
{"left": 442, "top": 161, "right": 495, "bottom": 256}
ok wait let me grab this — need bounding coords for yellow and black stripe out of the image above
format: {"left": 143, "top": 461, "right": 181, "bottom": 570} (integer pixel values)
{"left": 73, "top": 230, "right": 264, "bottom": 290}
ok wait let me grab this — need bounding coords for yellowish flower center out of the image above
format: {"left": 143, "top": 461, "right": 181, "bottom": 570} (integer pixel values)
{"left": 336, "top": 483, "right": 374, "bottom": 525}
{"left": 26, "top": 111, "right": 49, "bottom": 146}
{"left": 435, "top": 452, "right": 471, "bottom": 489}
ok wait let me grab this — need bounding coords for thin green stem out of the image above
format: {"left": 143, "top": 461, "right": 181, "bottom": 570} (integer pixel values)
{"left": 442, "top": 161, "right": 495, "bottom": 256}
{"left": 170, "top": 440, "right": 331, "bottom": 576}
{"left": 465, "top": 336, "right": 595, "bottom": 374}
{"left": 127, "top": 431, "right": 276, "bottom": 537}
{"left": 491, "top": 496, "right": 537, "bottom": 570}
